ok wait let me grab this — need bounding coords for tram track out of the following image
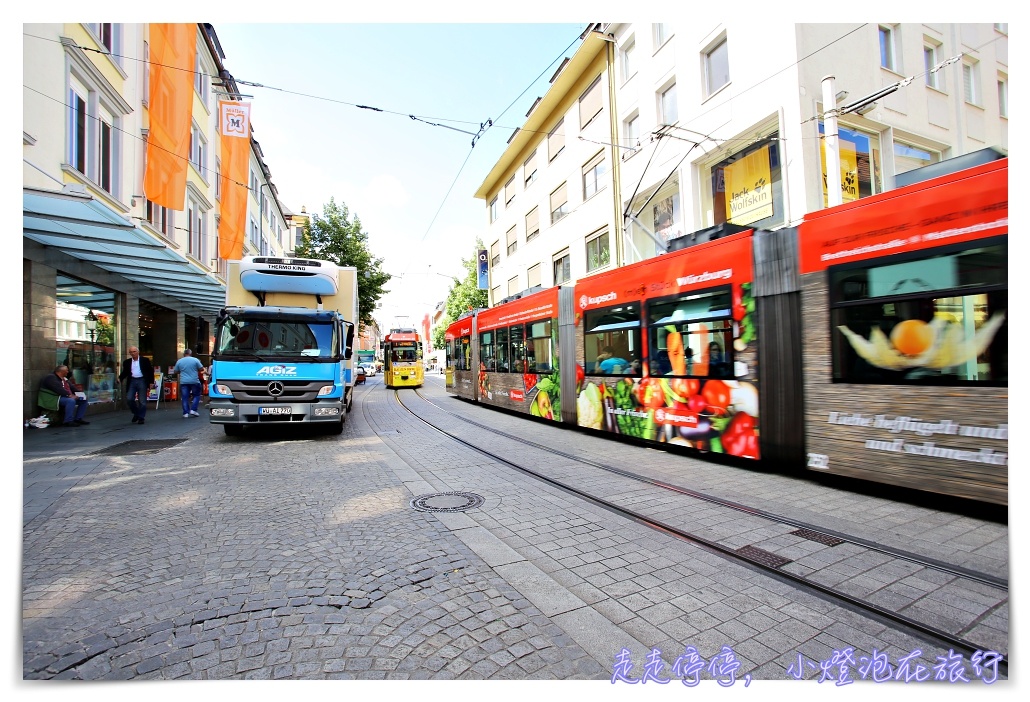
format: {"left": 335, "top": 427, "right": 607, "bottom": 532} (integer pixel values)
{"left": 394, "top": 387, "right": 1008, "bottom": 673}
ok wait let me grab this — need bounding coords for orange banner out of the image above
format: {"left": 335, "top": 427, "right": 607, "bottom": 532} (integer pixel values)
{"left": 218, "top": 101, "right": 251, "bottom": 260}
{"left": 143, "top": 24, "right": 197, "bottom": 211}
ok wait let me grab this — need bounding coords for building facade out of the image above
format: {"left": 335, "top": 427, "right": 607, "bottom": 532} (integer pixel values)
{"left": 23, "top": 23, "right": 293, "bottom": 418}
{"left": 476, "top": 22, "right": 1008, "bottom": 301}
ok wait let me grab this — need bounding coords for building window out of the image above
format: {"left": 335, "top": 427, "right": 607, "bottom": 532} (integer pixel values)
{"left": 998, "top": 74, "right": 1008, "bottom": 118}
{"left": 704, "top": 39, "right": 730, "bottom": 96}
{"left": 295, "top": 225, "right": 305, "bottom": 249}
{"left": 507, "top": 276, "right": 519, "bottom": 297}
{"left": 506, "top": 225, "right": 518, "bottom": 256}
{"left": 194, "top": 50, "right": 209, "bottom": 104}
{"left": 488, "top": 195, "right": 498, "bottom": 223}
{"left": 527, "top": 263, "right": 541, "bottom": 289}
{"left": 189, "top": 123, "right": 207, "bottom": 177}
{"left": 586, "top": 229, "right": 610, "bottom": 272}
{"left": 524, "top": 150, "right": 538, "bottom": 186}
{"left": 660, "top": 83, "right": 678, "bottom": 125}
{"left": 893, "top": 140, "right": 940, "bottom": 178}
{"left": 553, "top": 249, "right": 571, "bottom": 285}
{"left": 526, "top": 207, "right": 540, "bottom": 242}
{"left": 963, "top": 60, "right": 980, "bottom": 105}
{"left": 582, "top": 150, "right": 607, "bottom": 199}
{"left": 67, "top": 88, "right": 87, "bottom": 174}
{"left": 924, "top": 43, "right": 941, "bottom": 89}
{"left": 188, "top": 198, "right": 205, "bottom": 261}
{"left": 504, "top": 175, "right": 516, "bottom": 207}
{"left": 579, "top": 76, "right": 603, "bottom": 129}
{"left": 249, "top": 217, "right": 259, "bottom": 246}
{"left": 620, "top": 38, "right": 635, "bottom": 83}
{"left": 491, "top": 285, "right": 501, "bottom": 304}
{"left": 624, "top": 114, "right": 640, "bottom": 156}
{"left": 490, "top": 240, "right": 500, "bottom": 268}
{"left": 98, "top": 115, "right": 112, "bottom": 192}
{"left": 830, "top": 241, "right": 1007, "bottom": 386}
{"left": 550, "top": 183, "right": 569, "bottom": 224}
{"left": 879, "top": 25, "right": 898, "bottom": 72}
{"left": 548, "top": 119, "right": 565, "bottom": 161}
{"left": 654, "top": 24, "right": 672, "bottom": 49}
{"left": 146, "top": 199, "right": 173, "bottom": 238}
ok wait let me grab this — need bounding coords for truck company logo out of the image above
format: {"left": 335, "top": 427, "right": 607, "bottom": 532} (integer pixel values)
{"left": 579, "top": 292, "right": 617, "bottom": 309}
{"left": 256, "top": 365, "right": 298, "bottom": 376}
{"left": 268, "top": 264, "right": 306, "bottom": 271}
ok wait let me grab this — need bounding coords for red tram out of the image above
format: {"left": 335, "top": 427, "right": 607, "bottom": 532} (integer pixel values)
{"left": 445, "top": 156, "right": 1007, "bottom": 505}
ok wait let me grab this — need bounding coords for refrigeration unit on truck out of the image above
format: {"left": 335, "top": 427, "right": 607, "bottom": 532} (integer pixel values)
{"left": 208, "top": 257, "right": 358, "bottom": 436}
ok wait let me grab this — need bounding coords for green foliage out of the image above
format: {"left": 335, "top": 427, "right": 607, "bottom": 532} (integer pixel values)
{"left": 294, "top": 198, "right": 391, "bottom": 328}
{"left": 432, "top": 239, "right": 489, "bottom": 347}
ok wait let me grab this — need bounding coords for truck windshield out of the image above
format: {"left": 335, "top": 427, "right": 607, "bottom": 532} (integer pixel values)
{"left": 216, "top": 318, "right": 337, "bottom": 359}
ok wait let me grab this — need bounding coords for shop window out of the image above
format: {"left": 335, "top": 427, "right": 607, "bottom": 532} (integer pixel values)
{"left": 830, "top": 240, "right": 1007, "bottom": 385}
{"left": 708, "top": 133, "right": 786, "bottom": 228}
{"left": 584, "top": 302, "right": 641, "bottom": 376}
{"left": 817, "top": 124, "right": 882, "bottom": 206}
{"left": 55, "top": 275, "right": 119, "bottom": 405}
{"left": 646, "top": 288, "right": 733, "bottom": 378}
{"left": 893, "top": 141, "right": 940, "bottom": 179}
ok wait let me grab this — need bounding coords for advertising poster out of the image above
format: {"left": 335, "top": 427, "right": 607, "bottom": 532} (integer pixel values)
{"left": 821, "top": 136, "right": 860, "bottom": 207}
{"left": 477, "top": 249, "right": 489, "bottom": 290}
{"left": 724, "top": 146, "right": 773, "bottom": 225}
{"left": 147, "top": 371, "right": 163, "bottom": 402}
{"left": 652, "top": 194, "right": 683, "bottom": 250}
{"left": 87, "top": 372, "right": 116, "bottom": 404}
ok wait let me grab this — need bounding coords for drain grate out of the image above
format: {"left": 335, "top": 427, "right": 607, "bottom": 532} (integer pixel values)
{"left": 790, "top": 528, "right": 845, "bottom": 546}
{"left": 91, "top": 439, "right": 188, "bottom": 456}
{"left": 410, "top": 492, "right": 485, "bottom": 513}
{"left": 735, "top": 544, "right": 793, "bottom": 568}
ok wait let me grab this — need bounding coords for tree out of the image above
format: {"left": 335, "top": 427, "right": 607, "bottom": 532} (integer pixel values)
{"left": 431, "top": 239, "right": 489, "bottom": 349}
{"left": 294, "top": 198, "right": 391, "bottom": 328}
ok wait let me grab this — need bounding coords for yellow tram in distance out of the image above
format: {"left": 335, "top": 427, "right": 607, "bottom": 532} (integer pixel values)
{"left": 383, "top": 328, "right": 424, "bottom": 389}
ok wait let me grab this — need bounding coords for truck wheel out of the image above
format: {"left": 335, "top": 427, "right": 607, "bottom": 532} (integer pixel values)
{"left": 224, "top": 424, "right": 243, "bottom": 436}
{"left": 328, "top": 417, "right": 344, "bottom": 435}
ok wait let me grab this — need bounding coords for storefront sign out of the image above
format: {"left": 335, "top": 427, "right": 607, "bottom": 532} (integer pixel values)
{"left": 821, "top": 137, "right": 860, "bottom": 206}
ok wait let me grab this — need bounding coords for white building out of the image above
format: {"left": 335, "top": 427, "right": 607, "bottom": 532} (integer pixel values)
{"left": 476, "top": 23, "right": 1008, "bottom": 302}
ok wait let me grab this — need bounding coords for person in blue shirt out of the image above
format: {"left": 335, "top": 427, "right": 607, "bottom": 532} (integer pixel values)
{"left": 173, "top": 348, "right": 206, "bottom": 418}
{"left": 598, "top": 346, "right": 630, "bottom": 374}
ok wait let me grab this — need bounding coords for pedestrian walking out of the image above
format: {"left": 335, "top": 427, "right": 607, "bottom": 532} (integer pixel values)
{"left": 173, "top": 348, "right": 205, "bottom": 418}
{"left": 119, "top": 346, "right": 154, "bottom": 425}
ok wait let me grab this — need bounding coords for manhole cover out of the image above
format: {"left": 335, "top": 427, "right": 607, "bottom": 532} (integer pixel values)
{"left": 410, "top": 492, "right": 484, "bottom": 513}
{"left": 735, "top": 544, "right": 793, "bottom": 568}
{"left": 790, "top": 528, "right": 844, "bottom": 546}
{"left": 91, "top": 439, "right": 188, "bottom": 456}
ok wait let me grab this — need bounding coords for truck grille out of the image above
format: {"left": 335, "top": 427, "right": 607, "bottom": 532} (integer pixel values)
{"left": 221, "top": 379, "right": 328, "bottom": 402}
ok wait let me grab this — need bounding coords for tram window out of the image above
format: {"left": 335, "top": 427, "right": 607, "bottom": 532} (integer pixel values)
{"left": 510, "top": 324, "right": 526, "bottom": 372}
{"left": 647, "top": 289, "right": 733, "bottom": 378}
{"left": 584, "top": 302, "right": 641, "bottom": 375}
{"left": 459, "top": 336, "right": 471, "bottom": 371}
{"left": 496, "top": 326, "right": 509, "bottom": 372}
{"left": 830, "top": 242, "right": 1007, "bottom": 385}
{"left": 480, "top": 331, "right": 495, "bottom": 371}
{"left": 527, "top": 319, "right": 553, "bottom": 373}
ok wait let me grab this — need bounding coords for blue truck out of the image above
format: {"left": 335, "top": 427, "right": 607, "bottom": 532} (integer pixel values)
{"left": 208, "top": 257, "right": 358, "bottom": 436}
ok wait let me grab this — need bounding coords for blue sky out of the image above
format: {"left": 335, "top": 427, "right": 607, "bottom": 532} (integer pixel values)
{"left": 212, "top": 23, "right": 589, "bottom": 331}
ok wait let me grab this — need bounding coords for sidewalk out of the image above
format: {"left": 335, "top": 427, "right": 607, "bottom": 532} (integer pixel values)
{"left": 23, "top": 399, "right": 210, "bottom": 525}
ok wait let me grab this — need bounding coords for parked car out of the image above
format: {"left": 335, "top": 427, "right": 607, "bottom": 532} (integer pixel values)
{"left": 355, "top": 365, "right": 366, "bottom": 384}
{"left": 365, "top": 364, "right": 376, "bottom": 376}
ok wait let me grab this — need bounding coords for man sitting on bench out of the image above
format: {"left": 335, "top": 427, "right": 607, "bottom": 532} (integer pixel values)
{"left": 39, "top": 365, "right": 89, "bottom": 427}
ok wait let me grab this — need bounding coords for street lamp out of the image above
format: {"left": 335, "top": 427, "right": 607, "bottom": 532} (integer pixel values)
{"left": 84, "top": 309, "right": 98, "bottom": 375}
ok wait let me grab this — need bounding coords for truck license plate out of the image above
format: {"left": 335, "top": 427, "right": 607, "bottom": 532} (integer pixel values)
{"left": 259, "top": 406, "right": 292, "bottom": 415}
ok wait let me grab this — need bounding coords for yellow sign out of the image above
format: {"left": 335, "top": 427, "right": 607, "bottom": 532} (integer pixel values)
{"left": 724, "top": 146, "right": 773, "bottom": 225}
{"left": 821, "top": 137, "right": 860, "bottom": 206}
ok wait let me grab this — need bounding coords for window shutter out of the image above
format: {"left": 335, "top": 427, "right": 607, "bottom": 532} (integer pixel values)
{"left": 579, "top": 77, "right": 603, "bottom": 128}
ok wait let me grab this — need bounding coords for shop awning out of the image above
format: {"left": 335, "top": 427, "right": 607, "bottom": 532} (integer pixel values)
{"left": 23, "top": 189, "right": 227, "bottom": 315}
